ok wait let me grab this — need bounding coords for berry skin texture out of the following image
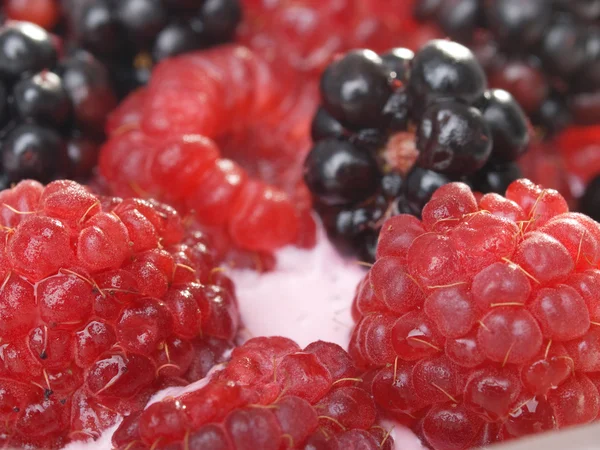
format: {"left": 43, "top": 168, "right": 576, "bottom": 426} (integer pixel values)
{"left": 0, "top": 180, "right": 239, "bottom": 447}
{"left": 111, "top": 337, "right": 394, "bottom": 450}
{"left": 351, "top": 179, "right": 600, "bottom": 449}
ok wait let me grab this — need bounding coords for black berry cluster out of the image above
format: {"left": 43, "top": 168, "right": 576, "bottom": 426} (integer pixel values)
{"left": 415, "top": 0, "right": 600, "bottom": 133}
{"left": 61, "top": 0, "right": 242, "bottom": 96}
{"left": 304, "top": 39, "right": 530, "bottom": 261}
{"left": 0, "top": 21, "right": 116, "bottom": 190}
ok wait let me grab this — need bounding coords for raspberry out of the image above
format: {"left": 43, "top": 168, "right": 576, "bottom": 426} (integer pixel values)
{"left": 4, "top": 0, "right": 61, "bottom": 30}
{"left": 0, "top": 179, "right": 239, "bottom": 447}
{"left": 112, "top": 337, "right": 394, "bottom": 450}
{"left": 350, "top": 179, "right": 600, "bottom": 448}
{"left": 99, "top": 45, "right": 317, "bottom": 265}
{"left": 239, "top": 0, "right": 432, "bottom": 75}
{"left": 305, "top": 40, "right": 530, "bottom": 261}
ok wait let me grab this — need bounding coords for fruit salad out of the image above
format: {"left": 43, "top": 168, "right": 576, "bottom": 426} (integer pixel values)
{"left": 1, "top": 1, "right": 600, "bottom": 450}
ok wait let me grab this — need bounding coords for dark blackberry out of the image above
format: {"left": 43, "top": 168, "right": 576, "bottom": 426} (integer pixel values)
{"left": 477, "top": 88, "right": 529, "bottom": 162}
{"left": 62, "top": 0, "right": 242, "bottom": 97}
{"left": 534, "top": 91, "right": 572, "bottom": 133}
{"left": 469, "top": 161, "right": 522, "bottom": 194}
{"left": 319, "top": 49, "right": 394, "bottom": 130}
{"left": 415, "top": 0, "right": 600, "bottom": 132}
{"left": 416, "top": 101, "right": 492, "bottom": 175}
{"left": 0, "top": 21, "right": 116, "bottom": 185}
{"left": 484, "top": 0, "right": 552, "bottom": 49}
{"left": 310, "top": 107, "right": 347, "bottom": 142}
{"left": 304, "top": 40, "right": 530, "bottom": 261}
{"left": 580, "top": 174, "right": 600, "bottom": 221}
{"left": 436, "top": 0, "right": 481, "bottom": 43}
{"left": 303, "top": 138, "right": 381, "bottom": 206}
{"left": 408, "top": 39, "right": 487, "bottom": 117}
{"left": 404, "top": 166, "right": 451, "bottom": 215}
{"left": 380, "top": 48, "right": 414, "bottom": 83}
{"left": 0, "top": 21, "right": 57, "bottom": 78}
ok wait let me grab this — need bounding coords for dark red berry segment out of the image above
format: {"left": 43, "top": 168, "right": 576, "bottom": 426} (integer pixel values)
{"left": 351, "top": 179, "right": 600, "bottom": 449}
{"left": 111, "top": 337, "right": 393, "bottom": 450}
{"left": 0, "top": 180, "right": 239, "bottom": 447}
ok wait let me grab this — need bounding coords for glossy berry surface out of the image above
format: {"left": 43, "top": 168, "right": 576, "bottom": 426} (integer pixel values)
{"left": 305, "top": 40, "right": 529, "bottom": 261}
{"left": 350, "top": 179, "right": 600, "bottom": 449}
{"left": 319, "top": 49, "right": 393, "bottom": 130}
{"left": 416, "top": 0, "right": 600, "bottom": 131}
{"left": 408, "top": 39, "right": 487, "bottom": 116}
{"left": 112, "top": 336, "right": 394, "bottom": 450}
{"left": 0, "top": 21, "right": 117, "bottom": 185}
{"left": 0, "top": 179, "right": 239, "bottom": 448}
{"left": 61, "top": 0, "right": 241, "bottom": 96}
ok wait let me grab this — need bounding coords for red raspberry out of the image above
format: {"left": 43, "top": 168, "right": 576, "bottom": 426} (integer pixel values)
{"left": 99, "top": 45, "right": 317, "bottom": 267}
{"left": 557, "top": 126, "right": 600, "bottom": 193}
{"left": 238, "top": 0, "right": 436, "bottom": 75}
{"left": 350, "top": 179, "right": 600, "bottom": 449}
{"left": 112, "top": 337, "right": 394, "bottom": 450}
{"left": 4, "top": 0, "right": 60, "bottom": 30}
{"left": 0, "top": 180, "right": 240, "bottom": 447}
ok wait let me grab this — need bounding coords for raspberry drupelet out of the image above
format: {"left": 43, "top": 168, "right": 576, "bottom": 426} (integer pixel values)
{"left": 304, "top": 39, "right": 530, "bottom": 261}
{"left": 0, "top": 179, "right": 240, "bottom": 448}
{"left": 99, "top": 45, "right": 317, "bottom": 267}
{"left": 350, "top": 178, "right": 600, "bottom": 449}
{"left": 112, "top": 336, "right": 394, "bottom": 450}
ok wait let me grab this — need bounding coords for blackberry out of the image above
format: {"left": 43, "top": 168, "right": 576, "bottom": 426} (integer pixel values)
{"left": 304, "top": 40, "right": 530, "bottom": 261}
{"left": 415, "top": 0, "right": 600, "bottom": 132}
{"left": 580, "top": 174, "right": 600, "bottom": 221}
{"left": 61, "top": 0, "right": 242, "bottom": 96}
{"left": 0, "top": 21, "right": 116, "bottom": 185}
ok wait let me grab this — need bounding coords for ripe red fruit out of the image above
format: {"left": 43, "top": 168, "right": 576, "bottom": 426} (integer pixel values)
{"left": 350, "top": 179, "right": 600, "bottom": 449}
{"left": 4, "top": 0, "right": 60, "bottom": 30}
{"left": 0, "top": 180, "right": 239, "bottom": 447}
{"left": 112, "top": 337, "right": 393, "bottom": 450}
{"left": 239, "top": 0, "right": 429, "bottom": 74}
{"left": 100, "top": 45, "right": 317, "bottom": 266}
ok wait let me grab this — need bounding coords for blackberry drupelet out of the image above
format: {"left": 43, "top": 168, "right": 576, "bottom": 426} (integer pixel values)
{"left": 0, "top": 21, "right": 116, "bottom": 185}
{"left": 414, "top": 0, "right": 600, "bottom": 132}
{"left": 581, "top": 174, "right": 600, "bottom": 221}
{"left": 61, "top": 0, "right": 242, "bottom": 96}
{"left": 304, "top": 40, "right": 530, "bottom": 261}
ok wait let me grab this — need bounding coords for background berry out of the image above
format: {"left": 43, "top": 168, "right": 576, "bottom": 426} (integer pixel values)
{"left": 0, "top": 21, "right": 116, "bottom": 186}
